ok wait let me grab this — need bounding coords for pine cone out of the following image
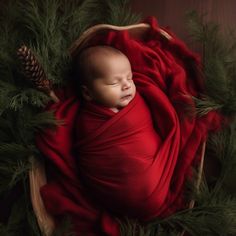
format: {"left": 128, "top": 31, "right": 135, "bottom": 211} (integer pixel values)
{"left": 17, "top": 45, "right": 52, "bottom": 93}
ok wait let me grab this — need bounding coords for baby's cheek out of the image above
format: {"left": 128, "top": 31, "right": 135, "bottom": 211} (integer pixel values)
{"left": 99, "top": 89, "right": 119, "bottom": 106}
{"left": 109, "top": 87, "right": 121, "bottom": 96}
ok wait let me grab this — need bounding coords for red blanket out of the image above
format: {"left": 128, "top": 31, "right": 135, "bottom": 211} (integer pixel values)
{"left": 36, "top": 17, "right": 223, "bottom": 236}
{"left": 75, "top": 93, "right": 163, "bottom": 220}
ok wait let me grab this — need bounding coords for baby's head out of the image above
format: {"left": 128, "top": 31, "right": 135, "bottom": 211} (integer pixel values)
{"left": 75, "top": 46, "right": 136, "bottom": 110}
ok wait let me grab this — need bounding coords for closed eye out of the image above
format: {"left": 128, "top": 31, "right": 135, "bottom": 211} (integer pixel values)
{"left": 107, "top": 82, "right": 119, "bottom": 85}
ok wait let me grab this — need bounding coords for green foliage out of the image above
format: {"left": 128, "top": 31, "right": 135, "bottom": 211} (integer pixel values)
{"left": 0, "top": 157, "right": 29, "bottom": 194}
{"left": 206, "top": 123, "right": 236, "bottom": 196}
{"left": 187, "top": 11, "right": 236, "bottom": 116}
{"left": 0, "top": 81, "right": 51, "bottom": 113}
{"left": 119, "top": 218, "right": 164, "bottom": 236}
{"left": 103, "top": 0, "right": 141, "bottom": 26}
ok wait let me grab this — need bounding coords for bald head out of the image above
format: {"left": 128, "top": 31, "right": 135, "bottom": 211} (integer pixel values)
{"left": 75, "top": 46, "right": 130, "bottom": 87}
{"left": 73, "top": 45, "right": 135, "bottom": 109}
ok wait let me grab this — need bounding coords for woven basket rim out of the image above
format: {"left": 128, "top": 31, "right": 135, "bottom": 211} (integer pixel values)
{"left": 69, "top": 22, "right": 172, "bottom": 58}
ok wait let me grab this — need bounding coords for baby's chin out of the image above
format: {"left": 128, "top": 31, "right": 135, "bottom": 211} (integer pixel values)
{"left": 111, "top": 97, "right": 133, "bottom": 112}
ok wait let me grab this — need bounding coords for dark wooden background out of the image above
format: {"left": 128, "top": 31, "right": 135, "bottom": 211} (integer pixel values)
{"left": 131, "top": 0, "right": 236, "bottom": 51}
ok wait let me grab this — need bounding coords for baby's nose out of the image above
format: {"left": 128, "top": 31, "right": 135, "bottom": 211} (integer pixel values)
{"left": 122, "top": 79, "right": 131, "bottom": 90}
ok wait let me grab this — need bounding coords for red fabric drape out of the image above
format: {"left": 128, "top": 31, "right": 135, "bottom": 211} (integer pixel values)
{"left": 36, "top": 17, "right": 223, "bottom": 235}
{"left": 75, "top": 93, "right": 163, "bottom": 220}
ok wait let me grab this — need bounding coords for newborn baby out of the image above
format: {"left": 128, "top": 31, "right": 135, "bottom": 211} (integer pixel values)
{"left": 76, "top": 45, "right": 136, "bottom": 113}
{"left": 74, "top": 45, "right": 163, "bottom": 219}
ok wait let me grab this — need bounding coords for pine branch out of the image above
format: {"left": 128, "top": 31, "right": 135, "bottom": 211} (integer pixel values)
{"left": 28, "top": 110, "right": 63, "bottom": 131}
{"left": 0, "top": 109, "right": 59, "bottom": 152}
{"left": 206, "top": 122, "right": 236, "bottom": 195}
{"left": 0, "top": 80, "right": 51, "bottom": 116}
{"left": 0, "top": 159, "right": 29, "bottom": 194}
{"left": 187, "top": 11, "right": 236, "bottom": 116}
{"left": 59, "top": 0, "right": 108, "bottom": 44}
{"left": 0, "top": 81, "right": 17, "bottom": 115}
{"left": 192, "top": 96, "right": 223, "bottom": 116}
{"left": 148, "top": 199, "right": 236, "bottom": 236}
{"left": 0, "top": 142, "right": 32, "bottom": 194}
{"left": 103, "top": 0, "right": 141, "bottom": 26}
{"left": 9, "top": 89, "right": 51, "bottom": 111}
{"left": 119, "top": 217, "right": 179, "bottom": 236}
{"left": 0, "top": 143, "right": 33, "bottom": 160}
{"left": 119, "top": 174, "right": 236, "bottom": 236}
{"left": 173, "top": 173, "right": 236, "bottom": 235}
{"left": 15, "top": 0, "right": 69, "bottom": 85}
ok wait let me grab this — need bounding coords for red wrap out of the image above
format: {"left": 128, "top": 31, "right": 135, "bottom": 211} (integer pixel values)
{"left": 76, "top": 93, "right": 163, "bottom": 219}
{"left": 36, "top": 17, "right": 223, "bottom": 235}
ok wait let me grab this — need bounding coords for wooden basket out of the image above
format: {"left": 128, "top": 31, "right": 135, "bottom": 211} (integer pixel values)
{"left": 30, "top": 22, "right": 205, "bottom": 236}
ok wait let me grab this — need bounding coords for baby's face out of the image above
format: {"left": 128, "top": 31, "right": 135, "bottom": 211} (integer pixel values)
{"left": 84, "top": 53, "right": 136, "bottom": 109}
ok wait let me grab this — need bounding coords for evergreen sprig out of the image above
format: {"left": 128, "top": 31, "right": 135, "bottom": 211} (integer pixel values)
{"left": 0, "top": 143, "right": 33, "bottom": 159}
{"left": 206, "top": 123, "right": 236, "bottom": 196}
{"left": 59, "top": 0, "right": 108, "bottom": 44}
{"left": 9, "top": 89, "right": 51, "bottom": 110}
{"left": 16, "top": 0, "right": 70, "bottom": 85}
{"left": 103, "top": 0, "right": 141, "bottom": 26}
{"left": 0, "top": 159, "right": 29, "bottom": 194}
{"left": 187, "top": 11, "right": 236, "bottom": 116}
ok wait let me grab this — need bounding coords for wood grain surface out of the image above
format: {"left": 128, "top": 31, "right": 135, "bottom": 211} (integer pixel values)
{"left": 131, "top": 0, "right": 236, "bottom": 50}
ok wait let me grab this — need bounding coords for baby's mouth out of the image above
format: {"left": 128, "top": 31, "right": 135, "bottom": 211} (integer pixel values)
{"left": 121, "top": 94, "right": 132, "bottom": 100}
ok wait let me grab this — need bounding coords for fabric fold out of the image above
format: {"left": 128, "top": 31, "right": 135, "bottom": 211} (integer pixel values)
{"left": 75, "top": 93, "right": 163, "bottom": 219}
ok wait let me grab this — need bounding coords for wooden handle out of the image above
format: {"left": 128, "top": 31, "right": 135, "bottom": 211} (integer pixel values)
{"left": 29, "top": 157, "right": 55, "bottom": 236}
{"left": 69, "top": 22, "right": 172, "bottom": 57}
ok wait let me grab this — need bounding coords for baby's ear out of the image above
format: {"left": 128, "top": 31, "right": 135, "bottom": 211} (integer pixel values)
{"left": 81, "top": 85, "right": 93, "bottom": 101}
